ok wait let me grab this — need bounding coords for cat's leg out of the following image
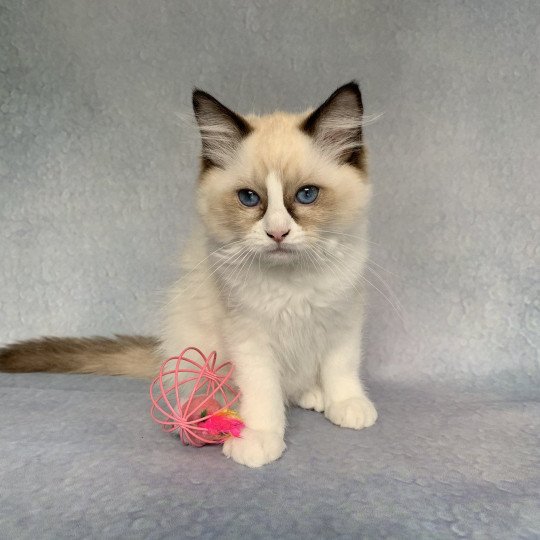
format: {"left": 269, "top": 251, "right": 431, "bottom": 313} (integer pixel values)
{"left": 296, "top": 386, "right": 325, "bottom": 412}
{"left": 222, "top": 324, "right": 286, "bottom": 467}
{"left": 321, "top": 327, "right": 377, "bottom": 429}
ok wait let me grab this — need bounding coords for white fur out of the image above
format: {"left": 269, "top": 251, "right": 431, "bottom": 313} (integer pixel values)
{"left": 160, "top": 174, "right": 377, "bottom": 467}
{"left": 262, "top": 171, "right": 292, "bottom": 236}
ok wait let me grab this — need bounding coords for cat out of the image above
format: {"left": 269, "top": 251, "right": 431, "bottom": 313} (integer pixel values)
{"left": 0, "top": 81, "right": 377, "bottom": 467}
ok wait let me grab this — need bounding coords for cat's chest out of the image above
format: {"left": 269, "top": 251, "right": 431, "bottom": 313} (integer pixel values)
{"left": 240, "top": 270, "right": 340, "bottom": 318}
{"left": 229, "top": 269, "right": 356, "bottom": 344}
{"left": 223, "top": 264, "right": 361, "bottom": 396}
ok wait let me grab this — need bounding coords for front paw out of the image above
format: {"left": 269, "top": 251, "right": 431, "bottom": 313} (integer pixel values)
{"left": 222, "top": 428, "right": 286, "bottom": 468}
{"left": 325, "top": 397, "right": 378, "bottom": 430}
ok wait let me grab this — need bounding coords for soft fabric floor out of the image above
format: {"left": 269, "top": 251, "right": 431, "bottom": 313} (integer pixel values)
{"left": 1, "top": 374, "right": 538, "bottom": 539}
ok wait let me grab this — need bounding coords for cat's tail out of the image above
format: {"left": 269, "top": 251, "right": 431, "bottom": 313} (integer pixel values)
{"left": 0, "top": 335, "right": 161, "bottom": 379}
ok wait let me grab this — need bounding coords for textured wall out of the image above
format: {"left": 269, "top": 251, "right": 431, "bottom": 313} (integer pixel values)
{"left": 1, "top": 0, "right": 538, "bottom": 391}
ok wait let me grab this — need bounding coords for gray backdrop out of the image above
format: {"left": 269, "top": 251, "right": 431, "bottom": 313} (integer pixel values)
{"left": 1, "top": 0, "right": 538, "bottom": 392}
{"left": 0, "top": 0, "right": 540, "bottom": 390}
{"left": 0, "top": 0, "right": 540, "bottom": 392}
{"left": 1, "top": 2, "right": 539, "bottom": 538}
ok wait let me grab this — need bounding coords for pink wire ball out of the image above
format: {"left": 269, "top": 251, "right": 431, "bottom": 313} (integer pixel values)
{"left": 149, "top": 347, "right": 243, "bottom": 446}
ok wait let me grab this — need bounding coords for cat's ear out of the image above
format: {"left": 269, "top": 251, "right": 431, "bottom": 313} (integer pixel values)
{"left": 192, "top": 89, "right": 252, "bottom": 168}
{"left": 301, "top": 81, "right": 364, "bottom": 168}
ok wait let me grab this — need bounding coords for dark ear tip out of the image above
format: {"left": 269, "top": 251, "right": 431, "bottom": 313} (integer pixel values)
{"left": 334, "top": 80, "right": 363, "bottom": 110}
{"left": 192, "top": 88, "right": 207, "bottom": 109}
{"left": 339, "top": 80, "right": 361, "bottom": 95}
{"left": 191, "top": 88, "right": 252, "bottom": 137}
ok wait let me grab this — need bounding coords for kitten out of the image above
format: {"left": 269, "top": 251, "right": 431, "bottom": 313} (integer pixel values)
{"left": 0, "top": 82, "right": 377, "bottom": 467}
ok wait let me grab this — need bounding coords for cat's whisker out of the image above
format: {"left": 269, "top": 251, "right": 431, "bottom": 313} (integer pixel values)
{"left": 312, "top": 245, "right": 365, "bottom": 297}
{"left": 309, "top": 245, "right": 335, "bottom": 276}
{"left": 177, "top": 239, "right": 246, "bottom": 283}
{"left": 365, "top": 258, "right": 398, "bottom": 277}
{"left": 306, "top": 251, "right": 324, "bottom": 275}
{"left": 319, "top": 236, "right": 398, "bottom": 279}
{"left": 364, "top": 264, "right": 405, "bottom": 315}
{"left": 359, "top": 111, "right": 385, "bottom": 126}
{"left": 339, "top": 258, "right": 400, "bottom": 305}
{"left": 316, "top": 236, "right": 396, "bottom": 277}
{"left": 219, "top": 245, "right": 251, "bottom": 282}
{"left": 315, "top": 242, "right": 404, "bottom": 323}
{"left": 299, "top": 249, "right": 311, "bottom": 275}
{"left": 213, "top": 248, "right": 254, "bottom": 294}
{"left": 310, "top": 248, "right": 378, "bottom": 327}
{"left": 359, "top": 273, "right": 404, "bottom": 322}
{"left": 314, "top": 236, "right": 404, "bottom": 315}
{"left": 226, "top": 248, "right": 256, "bottom": 308}
{"left": 217, "top": 247, "right": 251, "bottom": 284}
{"left": 184, "top": 246, "right": 250, "bottom": 301}
{"left": 243, "top": 249, "right": 258, "bottom": 284}
{"left": 316, "top": 229, "right": 380, "bottom": 246}
{"left": 168, "top": 244, "right": 245, "bottom": 302}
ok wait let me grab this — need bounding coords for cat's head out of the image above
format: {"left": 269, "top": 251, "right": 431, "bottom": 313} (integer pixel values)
{"left": 193, "top": 82, "right": 371, "bottom": 264}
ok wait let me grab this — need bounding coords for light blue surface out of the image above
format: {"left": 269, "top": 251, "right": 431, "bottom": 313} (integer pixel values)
{"left": 1, "top": 374, "right": 538, "bottom": 539}
{"left": 1, "top": 1, "right": 539, "bottom": 538}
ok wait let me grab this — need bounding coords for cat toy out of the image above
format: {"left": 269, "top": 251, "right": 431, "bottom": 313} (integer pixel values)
{"left": 149, "top": 347, "right": 244, "bottom": 446}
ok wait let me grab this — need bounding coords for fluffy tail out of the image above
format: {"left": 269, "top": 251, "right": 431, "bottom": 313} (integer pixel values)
{"left": 0, "top": 335, "right": 161, "bottom": 379}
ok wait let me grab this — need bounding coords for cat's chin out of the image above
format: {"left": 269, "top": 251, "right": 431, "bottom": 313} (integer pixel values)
{"left": 262, "top": 246, "right": 299, "bottom": 265}
{"left": 267, "top": 246, "right": 294, "bottom": 255}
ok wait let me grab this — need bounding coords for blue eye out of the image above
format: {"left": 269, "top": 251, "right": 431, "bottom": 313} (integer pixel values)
{"left": 295, "top": 186, "right": 319, "bottom": 204}
{"left": 238, "top": 189, "right": 260, "bottom": 207}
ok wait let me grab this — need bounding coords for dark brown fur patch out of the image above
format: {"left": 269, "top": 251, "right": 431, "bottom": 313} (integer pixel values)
{"left": 200, "top": 175, "right": 270, "bottom": 237}
{"left": 0, "top": 335, "right": 160, "bottom": 379}
{"left": 282, "top": 183, "right": 342, "bottom": 232}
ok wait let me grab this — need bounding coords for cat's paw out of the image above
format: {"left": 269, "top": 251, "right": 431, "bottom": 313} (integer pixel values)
{"left": 222, "top": 428, "right": 286, "bottom": 468}
{"left": 297, "top": 387, "right": 325, "bottom": 412}
{"left": 325, "top": 397, "right": 378, "bottom": 430}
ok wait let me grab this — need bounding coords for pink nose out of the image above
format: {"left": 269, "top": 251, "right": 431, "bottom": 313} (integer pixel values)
{"left": 266, "top": 229, "right": 290, "bottom": 243}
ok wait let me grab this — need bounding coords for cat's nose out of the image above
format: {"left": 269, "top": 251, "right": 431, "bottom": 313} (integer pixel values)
{"left": 266, "top": 229, "right": 290, "bottom": 243}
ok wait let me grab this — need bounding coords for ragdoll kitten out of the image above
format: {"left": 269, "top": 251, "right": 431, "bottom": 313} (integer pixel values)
{"left": 0, "top": 82, "right": 377, "bottom": 467}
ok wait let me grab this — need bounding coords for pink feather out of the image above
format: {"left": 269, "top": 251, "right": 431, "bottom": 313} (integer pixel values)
{"left": 199, "top": 411, "right": 245, "bottom": 438}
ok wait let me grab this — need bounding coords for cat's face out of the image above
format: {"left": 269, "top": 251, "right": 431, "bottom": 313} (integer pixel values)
{"left": 193, "top": 83, "right": 371, "bottom": 264}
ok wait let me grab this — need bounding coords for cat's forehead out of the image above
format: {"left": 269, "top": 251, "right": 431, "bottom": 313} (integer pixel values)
{"left": 246, "top": 111, "right": 308, "bottom": 132}
{"left": 237, "top": 111, "right": 317, "bottom": 181}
